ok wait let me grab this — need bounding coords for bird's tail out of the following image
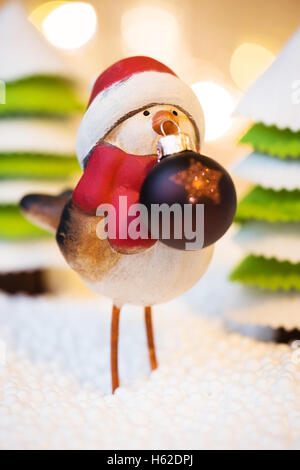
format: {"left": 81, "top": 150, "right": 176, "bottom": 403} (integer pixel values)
{"left": 20, "top": 190, "right": 73, "bottom": 234}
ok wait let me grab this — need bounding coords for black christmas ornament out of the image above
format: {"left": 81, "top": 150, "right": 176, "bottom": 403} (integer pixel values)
{"left": 140, "top": 133, "right": 237, "bottom": 250}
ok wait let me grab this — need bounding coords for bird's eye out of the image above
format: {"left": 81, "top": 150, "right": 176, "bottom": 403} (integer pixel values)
{"left": 172, "top": 110, "right": 178, "bottom": 116}
{"left": 143, "top": 110, "right": 150, "bottom": 116}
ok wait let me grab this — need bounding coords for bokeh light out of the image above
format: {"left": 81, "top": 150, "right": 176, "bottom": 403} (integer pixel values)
{"left": 29, "top": 1, "right": 65, "bottom": 30}
{"left": 40, "top": 2, "right": 97, "bottom": 50}
{"left": 121, "top": 6, "right": 179, "bottom": 61}
{"left": 191, "top": 82, "right": 235, "bottom": 142}
{"left": 230, "top": 42, "right": 275, "bottom": 90}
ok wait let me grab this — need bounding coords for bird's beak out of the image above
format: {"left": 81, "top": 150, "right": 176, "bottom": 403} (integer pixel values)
{"left": 152, "top": 110, "right": 179, "bottom": 136}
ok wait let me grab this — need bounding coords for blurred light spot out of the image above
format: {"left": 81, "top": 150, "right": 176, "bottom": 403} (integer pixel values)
{"left": 29, "top": 1, "right": 66, "bottom": 31}
{"left": 41, "top": 2, "right": 97, "bottom": 50}
{"left": 230, "top": 43, "right": 275, "bottom": 90}
{"left": 191, "top": 82, "right": 235, "bottom": 141}
{"left": 121, "top": 7, "right": 178, "bottom": 61}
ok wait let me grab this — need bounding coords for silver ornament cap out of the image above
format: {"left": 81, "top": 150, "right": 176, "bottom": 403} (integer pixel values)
{"left": 156, "top": 133, "right": 197, "bottom": 161}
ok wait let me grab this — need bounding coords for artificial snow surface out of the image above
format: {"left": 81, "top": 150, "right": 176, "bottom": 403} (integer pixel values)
{"left": 0, "top": 235, "right": 299, "bottom": 449}
{"left": 233, "top": 152, "right": 300, "bottom": 191}
{"left": 233, "top": 221, "right": 300, "bottom": 263}
{"left": 0, "top": 179, "right": 76, "bottom": 204}
{"left": 0, "top": 119, "right": 78, "bottom": 155}
{"left": 187, "top": 233, "right": 300, "bottom": 331}
{"left": 227, "top": 286, "right": 300, "bottom": 331}
{"left": 0, "top": 239, "right": 67, "bottom": 273}
{"left": 235, "top": 27, "right": 300, "bottom": 132}
{"left": 0, "top": 2, "right": 71, "bottom": 82}
{"left": 0, "top": 287, "right": 300, "bottom": 449}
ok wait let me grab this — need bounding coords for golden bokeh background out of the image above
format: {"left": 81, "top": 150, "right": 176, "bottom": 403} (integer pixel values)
{"left": 2, "top": 0, "right": 296, "bottom": 166}
{"left": 19, "top": 0, "right": 300, "bottom": 85}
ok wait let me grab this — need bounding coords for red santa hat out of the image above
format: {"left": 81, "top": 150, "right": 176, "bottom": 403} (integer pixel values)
{"left": 76, "top": 56, "right": 205, "bottom": 168}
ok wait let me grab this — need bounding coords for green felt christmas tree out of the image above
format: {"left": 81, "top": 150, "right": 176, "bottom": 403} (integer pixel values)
{"left": 0, "top": 2, "right": 83, "bottom": 292}
{"left": 230, "top": 27, "right": 300, "bottom": 329}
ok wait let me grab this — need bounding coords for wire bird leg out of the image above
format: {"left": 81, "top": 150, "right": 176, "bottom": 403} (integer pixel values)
{"left": 110, "top": 305, "right": 158, "bottom": 394}
{"left": 111, "top": 305, "right": 121, "bottom": 393}
{"left": 145, "top": 306, "right": 158, "bottom": 371}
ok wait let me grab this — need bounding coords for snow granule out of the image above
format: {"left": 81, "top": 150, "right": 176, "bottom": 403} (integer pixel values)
{"left": 0, "top": 293, "right": 299, "bottom": 450}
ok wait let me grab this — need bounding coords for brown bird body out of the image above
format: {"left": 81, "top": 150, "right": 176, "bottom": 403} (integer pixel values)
{"left": 21, "top": 191, "right": 213, "bottom": 305}
{"left": 19, "top": 56, "right": 216, "bottom": 392}
{"left": 20, "top": 185, "right": 213, "bottom": 393}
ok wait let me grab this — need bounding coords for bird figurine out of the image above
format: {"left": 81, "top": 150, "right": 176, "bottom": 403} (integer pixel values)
{"left": 20, "top": 57, "right": 237, "bottom": 393}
